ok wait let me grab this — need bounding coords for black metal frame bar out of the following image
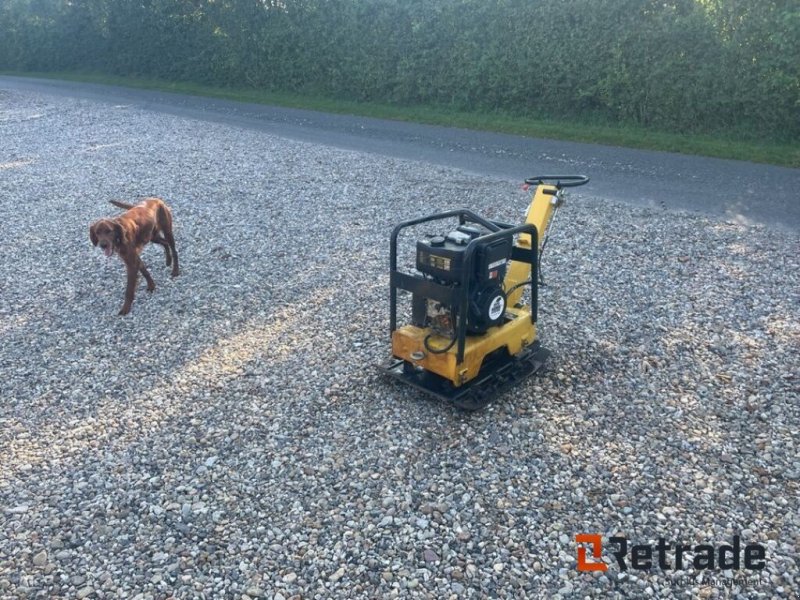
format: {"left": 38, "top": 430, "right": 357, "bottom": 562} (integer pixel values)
{"left": 389, "top": 209, "right": 539, "bottom": 364}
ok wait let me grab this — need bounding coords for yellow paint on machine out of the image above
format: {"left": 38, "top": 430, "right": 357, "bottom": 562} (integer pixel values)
{"left": 506, "top": 183, "right": 558, "bottom": 307}
{"left": 391, "top": 307, "right": 537, "bottom": 387}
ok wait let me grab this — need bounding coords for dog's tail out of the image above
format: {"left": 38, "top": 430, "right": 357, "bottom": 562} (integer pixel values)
{"left": 109, "top": 199, "right": 135, "bottom": 210}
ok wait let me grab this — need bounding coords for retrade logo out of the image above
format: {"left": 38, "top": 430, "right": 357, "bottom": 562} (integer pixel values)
{"left": 575, "top": 534, "right": 607, "bottom": 572}
{"left": 575, "top": 534, "right": 766, "bottom": 573}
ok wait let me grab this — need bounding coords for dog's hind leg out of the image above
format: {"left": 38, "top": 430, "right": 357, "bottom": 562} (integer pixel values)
{"left": 151, "top": 234, "right": 172, "bottom": 267}
{"left": 165, "top": 232, "right": 178, "bottom": 277}
{"left": 156, "top": 204, "right": 179, "bottom": 277}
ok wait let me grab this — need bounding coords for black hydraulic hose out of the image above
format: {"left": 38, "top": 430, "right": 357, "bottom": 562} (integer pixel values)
{"left": 424, "top": 332, "right": 458, "bottom": 354}
{"left": 506, "top": 279, "right": 533, "bottom": 296}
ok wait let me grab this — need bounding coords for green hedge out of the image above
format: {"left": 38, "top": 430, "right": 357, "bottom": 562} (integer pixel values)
{"left": 1, "top": 0, "right": 797, "bottom": 141}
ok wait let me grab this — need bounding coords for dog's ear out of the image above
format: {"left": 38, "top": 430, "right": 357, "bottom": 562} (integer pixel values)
{"left": 112, "top": 221, "right": 126, "bottom": 247}
{"left": 89, "top": 222, "right": 98, "bottom": 246}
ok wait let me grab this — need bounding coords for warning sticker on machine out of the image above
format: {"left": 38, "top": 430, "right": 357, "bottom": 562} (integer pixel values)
{"left": 488, "top": 259, "right": 507, "bottom": 270}
{"left": 489, "top": 295, "right": 505, "bottom": 321}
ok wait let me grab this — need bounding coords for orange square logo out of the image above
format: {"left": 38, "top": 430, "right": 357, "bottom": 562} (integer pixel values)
{"left": 576, "top": 534, "right": 608, "bottom": 572}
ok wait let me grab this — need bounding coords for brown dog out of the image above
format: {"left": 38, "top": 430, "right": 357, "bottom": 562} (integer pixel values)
{"left": 89, "top": 197, "right": 179, "bottom": 315}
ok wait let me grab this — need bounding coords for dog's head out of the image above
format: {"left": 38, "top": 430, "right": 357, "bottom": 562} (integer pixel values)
{"left": 89, "top": 218, "right": 125, "bottom": 257}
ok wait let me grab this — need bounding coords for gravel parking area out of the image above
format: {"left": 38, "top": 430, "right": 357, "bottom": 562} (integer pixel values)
{"left": 0, "top": 89, "right": 798, "bottom": 599}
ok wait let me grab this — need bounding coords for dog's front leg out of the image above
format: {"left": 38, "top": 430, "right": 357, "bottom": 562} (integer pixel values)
{"left": 119, "top": 261, "right": 139, "bottom": 316}
{"left": 140, "top": 260, "right": 156, "bottom": 292}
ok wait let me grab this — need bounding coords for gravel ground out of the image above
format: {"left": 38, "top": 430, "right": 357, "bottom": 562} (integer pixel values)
{"left": 0, "top": 89, "right": 798, "bottom": 599}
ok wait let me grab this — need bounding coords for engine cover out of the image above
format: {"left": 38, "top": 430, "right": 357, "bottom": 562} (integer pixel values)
{"left": 416, "top": 225, "right": 511, "bottom": 285}
{"left": 413, "top": 224, "right": 512, "bottom": 336}
{"left": 468, "top": 281, "right": 507, "bottom": 334}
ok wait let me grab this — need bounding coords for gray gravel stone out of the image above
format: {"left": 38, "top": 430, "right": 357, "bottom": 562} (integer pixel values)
{"left": 0, "top": 88, "right": 798, "bottom": 599}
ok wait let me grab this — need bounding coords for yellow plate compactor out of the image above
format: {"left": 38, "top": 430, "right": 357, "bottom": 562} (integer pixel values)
{"left": 380, "top": 175, "right": 589, "bottom": 410}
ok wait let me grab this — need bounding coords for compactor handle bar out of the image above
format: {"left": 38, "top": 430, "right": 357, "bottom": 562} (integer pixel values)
{"left": 524, "top": 174, "right": 589, "bottom": 188}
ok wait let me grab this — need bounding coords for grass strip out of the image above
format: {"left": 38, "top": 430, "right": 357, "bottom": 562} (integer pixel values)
{"left": 5, "top": 71, "right": 798, "bottom": 168}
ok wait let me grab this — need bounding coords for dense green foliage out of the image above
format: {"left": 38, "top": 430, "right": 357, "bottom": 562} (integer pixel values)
{"left": 1, "top": 0, "right": 798, "bottom": 141}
